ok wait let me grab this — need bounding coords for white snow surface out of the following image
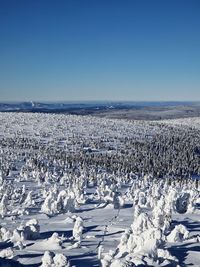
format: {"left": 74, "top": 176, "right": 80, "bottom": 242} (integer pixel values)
{"left": 0, "top": 113, "right": 199, "bottom": 266}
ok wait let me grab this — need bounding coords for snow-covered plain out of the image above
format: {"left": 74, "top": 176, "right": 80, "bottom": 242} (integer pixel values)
{"left": 0, "top": 113, "right": 200, "bottom": 267}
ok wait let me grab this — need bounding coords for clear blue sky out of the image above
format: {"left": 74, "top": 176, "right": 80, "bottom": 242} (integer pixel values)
{"left": 0, "top": 0, "right": 200, "bottom": 101}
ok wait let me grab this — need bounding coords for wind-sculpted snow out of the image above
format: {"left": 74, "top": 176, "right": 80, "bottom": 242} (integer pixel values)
{"left": 0, "top": 113, "right": 200, "bottom": 266}
{"left": 100, "top": 177, "right": 200, "bottom": 266}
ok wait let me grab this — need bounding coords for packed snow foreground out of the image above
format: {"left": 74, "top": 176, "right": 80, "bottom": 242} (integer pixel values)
{"left": 0, "top": 113, "right": 200, "bottom": 267}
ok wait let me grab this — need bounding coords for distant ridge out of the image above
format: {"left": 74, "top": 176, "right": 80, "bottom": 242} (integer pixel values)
{"left": 0, "top": 101, "right": 200, "bottom": 120}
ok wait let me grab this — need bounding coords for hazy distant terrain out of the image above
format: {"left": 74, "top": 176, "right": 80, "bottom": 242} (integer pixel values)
{"left": 93, "top": 104, "right": 200, "bottom": 120}
{"left": 1, "top": 101, "right": 200, "bottom": 120}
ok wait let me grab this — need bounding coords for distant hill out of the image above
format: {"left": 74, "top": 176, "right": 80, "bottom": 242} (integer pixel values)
{"left": 0, "top": 101, "right": 200, "bottom": 120}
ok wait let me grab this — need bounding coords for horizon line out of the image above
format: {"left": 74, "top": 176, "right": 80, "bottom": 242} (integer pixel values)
{"left": 0, "top": 100, "right": 200, "bottom": 103}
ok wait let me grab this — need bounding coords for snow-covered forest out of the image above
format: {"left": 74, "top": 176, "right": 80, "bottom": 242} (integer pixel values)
{"left": 0, "top": 112, "right": 200, "bottom": 267}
